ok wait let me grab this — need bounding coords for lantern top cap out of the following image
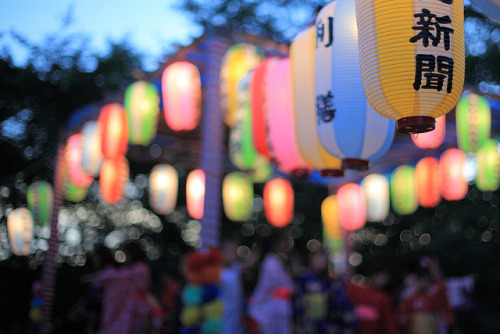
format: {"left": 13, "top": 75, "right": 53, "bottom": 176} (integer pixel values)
{"left": 397, "top": 116, "right": 436, "bottom": 134}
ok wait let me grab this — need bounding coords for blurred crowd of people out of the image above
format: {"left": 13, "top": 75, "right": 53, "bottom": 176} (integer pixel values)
{"left": 28, "top": 230, "right": 476, "bottom": 334}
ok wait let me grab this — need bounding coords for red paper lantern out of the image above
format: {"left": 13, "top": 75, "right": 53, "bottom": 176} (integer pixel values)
{"left": 337, "top": 183, "right": 366, "bottom": 231}
{"left": 412, "top": 115, "right": 446, "bottom": 149}
{"left": 415, "top": 157, "right": 441, "bottom": 208}
{"left": 99, "top": 156, "right": 129, "bottom": 205}
{"left": 264, "top": 178, "right": 294, "bottom": 228}
{"left": 66, "top": 134, "right": 93, "bottom": 187}
{"left": 98, "top": 103, "right": 129, "bottom": 159}
{"left": 186, "top": 169, "right": 205, "bottom": 220}
{"left": 439, "top": 148, "right": 468, "bottom": 201}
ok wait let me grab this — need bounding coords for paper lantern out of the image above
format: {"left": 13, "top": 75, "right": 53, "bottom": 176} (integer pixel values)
{"left": 361, "top": 174, "right": 390, "bottom": 222}
{"left": 81, "top": 121, "right": 103, "bottom": 177}
{"left": 149, "top": 164, "right": 178, "bottom": 215}
{"left": 66, "top": 134, "right": 93, "bottom": 187}
{"left": 27, "top": 181, "right": 53, "bottom": 227}
{"left": 412, "top": 115, "right": 446, "bottom": 149}
{"left": 355, "top": 0, "right": 465, "bottom": 133}
{"left": 415, "top": 157, "right": 441, "bottom": 208}
{"left": 290, "top": 27, "right": 343, "bottom": 177}
{"left": 263, "top": 178, "right": 294, "bottom": 228}
{"left": 124, "top": 81, "right": 159, "bottom": 145}
{"left": 250, "top": 58, "right": 273, "bottom": 159}
{"left": 439, "top": 148, "right": 468, "bottom": 201}
{"left": 322, "top": 195, "right": 342, "bottom": 240}
{"left": 390, "top": 166, "right": 418, "bottom": 215}
{"left": 186, "top": 169, "right": 205, "bottom": 220}
{"left": 98, "top": 103, "right": 129, "bottom": 159}
{"left": 229, "top": 73, "right": 272, "bottom": 183}
{"left": 63, "top": 158, "right": 89, "bottom": 203}
{"left": 337, "top": 183, "right": 366, "bottom": 231}
{"left": 7, "top": 208, "right": 33, "bottom": 256}
{"left": 475, "top": 139, "right": 500, "bottom": 192}
{"left": 220, "top": 44, "right": 261, "bottom": 126}
{"left": 470, "top": 0, "right": 500, "bottom": 23}
{"left": 162, "top": 61, "right": 202, "bottom": 131}
{"left": 456, "top": 93, "right": 491, "bottom": 153}
{"left": 222, "top": 172, "right": 254, "bottom": 222}
{"left": 99, "top": 157, "right": 129, "bottom": 205}
{"left": 266, "top": 58, "right": 310, "bottom": 175}
{"left": 315, "top": 0, "right": 395, "bottom": 170}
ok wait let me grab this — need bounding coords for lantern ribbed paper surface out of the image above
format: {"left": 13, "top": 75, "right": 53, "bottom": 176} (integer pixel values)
{"left": 315, "top": 0, "right": 395, "bottom": 170}
{"left": 321, "top": 195, "right": 342, "bottom": 240}
{"left": 250, "top": 58, "right": 272, "bottom": 159}
{"left": 66, "top": 134, "right": 93, "bottom": 188}
{"left": 7, "top": 207, "right": 33, "bottom": 256}
{"left": 124, "top": 81, "right": 159, "bottom": 145}
{"left": 264, "top": 178, "right": 294, "bottom": 228}
{"left": 391, "top": 166, "right": 418, "bottom": 215}
{"left": 415, "top": 157, "right": 441, "bottom": 208}
{"left": 412, "top": 115, "right": 446, "bottom": 149}
{"left": 99, "top": 157, "right": 129, "bottom": 205}
{"left": 266, "top": 58, "right": 310, "bottom": 174}
{"left": 81, "top": 121, "right": 103, "bottom": 177}
{"left": 162, "top": 61, "right": 202, "bottom": 132}
{"left": 27, "top": 181, "right": 53, "bottom": 227}
{"left": 220, "top": 44, "right": 261, "bottom": 126}
{"left": 222, "top": 172, "right": 254, "bottom": 222}
{"left": 361, "top": 174, "right": 390, "bottom": 222}
{"left": 229, "top": 73, "right": 272, "bottom": 182}
{"left": 355, "top": 0, "right": 465, "bottom": 133}
{"left": 186, "top": 169, "right": 205, "bottom": 220}
{"left": 337, "top": 183, "right": 366, "bottom": 231}
{"left": 456, "top": 93, "right": 491, "bottom": 153}
{"left": 149, "top": 164, "right": 178, "bottom": 215}
{"left": 99, "top": 103, "right": 129, "bottom": 159}
{"left": 475, "top": 139, "right": 500, "bottom": 192}
{"left": 470, "top": 0, "right": 500, "bottom": 23}
{"left": 290, "top": 27, "right": 343, "bottom": 176}
{"left": 439, "top": 148, "right": 468, "bottom": 201}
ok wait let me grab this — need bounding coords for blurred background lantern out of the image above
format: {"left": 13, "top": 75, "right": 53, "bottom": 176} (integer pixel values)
{"left": 63, "top": 158, "right": 89, "bottom": 203}
{"left": 162, "top": 61, "right": 202, "bottom": 132}
{"left": 412, "top": 115, "right": 446, "bottom": 150}
{"left": 186, "top": 169, "right": 205, "bottom": 220}
{"left": 220, "top": 43, "right": 261, "bottom": 126}
{"left": 439, "top": 148, "right": 468, "bottom": 201}
{"left": 7, "top": 207, "right": 33, "bottom": 256}
{"left": 264, "top": 177, "right": 294, "bottom": 228}
{"left": 415, "top": 157, "right": 441, "bottom": 208}
{"left": 250, "top": 58, "right": 273, "bottom": 159}
{"left": 99, "top": 157, "right": 129, "bottom": 205}
{"left": 27, "top": 181, "right": 53, "bottom": 227}
{"left": 81, "top": 121, "right": 103, "bottom": 177}
{"left": 98, "top": 103, "right": 129, "bottom": 159}
{"left": 222, "top": 172, "right": 253, "bottom": 222}
{"left": 315, "top": 0, "right": 395, "bottom": 170}
{"left": 337, "top": 183, "right": 366, "bottom": 231}
{"left": 355, "top": 0, "right": 465, "bottom": 133}
{"left": 149, "top": 164, "right": 178, "bottom": 215}
{"left": 391, "top": 165, "right": 418, "bottom": 215}
{"left": 124, "top": 81, "right": 159, "bottom": 145}
{"left": 266, "top": 58, "right": 310, "bottom": 175}
{"left": 361, "top": 174, "right": 390, "bottom": 222}
{"left": 456, "top": 93, "right": 491, "bottom": 153}
{"left": 470, "top": 0, "right": 500, "bottom": 23}
{"left": 291, "top": 26, "right": 343, "bottom": 176}
{"left": 229, "top": 73, "right": 272, "bottom": 183}
{"left": 475, "top": 139, "right": 500, "bottom": 192}
{"left": 321, "top": 195, "right": 344, "bottom": 253}
{"left": 66, "top": 134, "right": 93, "bottom": 188}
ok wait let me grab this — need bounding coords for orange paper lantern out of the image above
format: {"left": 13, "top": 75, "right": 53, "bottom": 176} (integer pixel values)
{"left": 99, "top": 156, "right": 129, "bottom": 205}
{"left": 98, "top": 103, "right": 129, "bottom": 159}
{"left": 263, "top": 178, "right": 294, "bottom": 228}
{"left": 415, "top": 157, "right": 441, "bottom": 208}
{"left": 186, "top": 169, "right": 205, "bottom": 220}
{"left": 337, "top": 183, "right": 366, "bottom": 231}
{"left": 439, "top": 148, "right": 468, "bottom": 201}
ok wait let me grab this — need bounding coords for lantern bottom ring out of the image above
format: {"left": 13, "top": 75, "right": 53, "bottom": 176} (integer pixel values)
{"left": 342, "top": 159, "right": 369, "bottom": 171}
{"left": 397, "top": 116, "right": 435, "bottom": 134}
{"left": 291, "top": 169, "right": 310, "bottom": 179}
{"left": 320, "top": 169, "right": 345, "bottom": 177}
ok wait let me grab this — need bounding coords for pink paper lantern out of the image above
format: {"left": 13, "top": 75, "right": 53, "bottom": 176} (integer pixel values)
{"left": 66, "top": 134, "right": 93, "bottom": 188}
{"left": 412, "top": 115, "right": 446, "bottom": 149}
{"left": 439, "top": 148, "right": 468, "bottom": 201}
{"left": 337, "top": 183, "right": 366, "bottom": 231}
{"left": 186, "top": 169, "right": 205, "bottom": 220}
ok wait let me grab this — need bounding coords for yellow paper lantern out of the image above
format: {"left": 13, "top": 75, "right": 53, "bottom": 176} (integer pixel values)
{"left": 222, "top": 172, "right": 253, "bottom": 222}
{"left": 186, "top": 169, "right": 205, "bottom": 220}
{"left": 7, "top": 208, "right": 33, "bottom": 256}
{"left": 149, "top": 164, "right": 178, "bottom": 215}
{"left": 321, "top": 195, "right": 342, "bottom": 240}
{"left": 355, "top": 0, "right": 465, "bottom": 133}
{"left": 361, "top": 174, "right": 390, "bottom": 222}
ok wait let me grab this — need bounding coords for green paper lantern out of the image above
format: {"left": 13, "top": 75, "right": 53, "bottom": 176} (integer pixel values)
{"left": 390, "top": 165, "right": 418, "bottom": 215}
{"left": 27, "top": 181, "right": 53, "bottom": 227}
{"left": 222, "top": 172, "right": 253, "bottom": 222}
{"left": 475, "top": 139, "right": 500, "bottom": 192}
{"left": 456, "top": 93, "right": 491, "bottom": 153}
{"left": 124, "top": 81, "right": 159, "bottom": 145}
